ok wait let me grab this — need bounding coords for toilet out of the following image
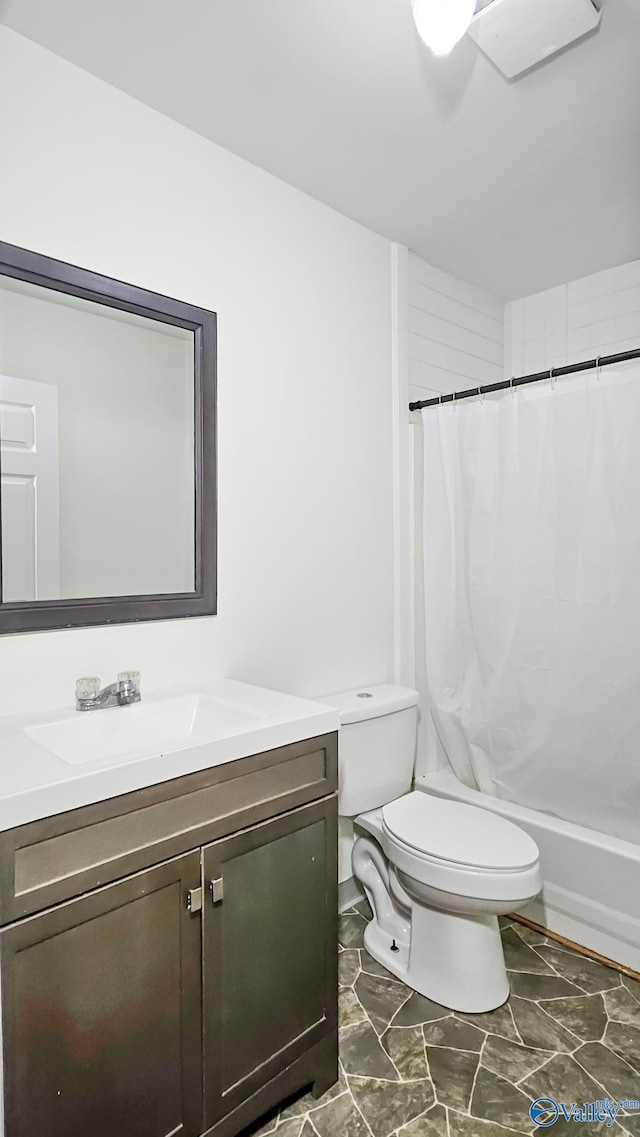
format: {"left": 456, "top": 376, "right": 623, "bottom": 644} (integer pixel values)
{"left": 324, "top": 684, "right": 542, "bottom": 1013}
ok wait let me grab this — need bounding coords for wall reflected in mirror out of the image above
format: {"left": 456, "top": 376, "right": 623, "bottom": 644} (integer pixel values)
{"left": 0, "top": 276, "right": 195, "bottom": 603}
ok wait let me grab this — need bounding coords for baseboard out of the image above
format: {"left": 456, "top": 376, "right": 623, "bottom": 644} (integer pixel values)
{"left": 516, "top": 891, "right": 640, "bottom": 974}
{"left": 511, "top": 910, "right": 640, "bottom": 981}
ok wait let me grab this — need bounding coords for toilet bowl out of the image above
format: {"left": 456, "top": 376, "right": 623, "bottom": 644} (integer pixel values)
{"left": 321, "top": 684, "right": 542, "bottom": 1014}
{"left": 354, "top": 791, "right": 541, "bottom": 1012}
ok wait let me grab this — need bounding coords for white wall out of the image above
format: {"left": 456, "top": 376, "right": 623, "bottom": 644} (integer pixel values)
{"left": 408, "top": 252, "right": 504, "bottom": 405}
{"left": 0, "top": 27, "right": 397, "bottom": 718}
{"left": 505, "top": 259, "right": 640, "bottom": 378}
{"left": 0, "top": 285, "right": 194, "bottom": 599}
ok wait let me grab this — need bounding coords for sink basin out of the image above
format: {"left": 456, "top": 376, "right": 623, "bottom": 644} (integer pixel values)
{"left": 0, "top": 677, "right": 340, "bottom": 832}
{"left": 25, "top": 693, "right": 266, "bottom": 766}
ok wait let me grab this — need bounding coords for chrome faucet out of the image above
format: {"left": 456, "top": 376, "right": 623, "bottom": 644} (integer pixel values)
{"left": 75, "top": 672, "right": 141, "bottom": 712}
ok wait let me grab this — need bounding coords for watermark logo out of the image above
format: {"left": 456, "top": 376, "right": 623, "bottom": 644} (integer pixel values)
{"left": 530, "top": 1096, "right": 640, "bottom": 1128}
{"left": 530, "top": 1099, "right": 560, "bottom": 1128}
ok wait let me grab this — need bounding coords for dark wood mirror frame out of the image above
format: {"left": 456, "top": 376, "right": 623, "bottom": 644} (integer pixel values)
{"left": 0, "top": 241, "right": 217, "bottom": 634}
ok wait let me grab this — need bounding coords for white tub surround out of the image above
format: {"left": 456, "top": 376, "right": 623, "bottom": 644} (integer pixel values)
{"left": 417, "top": 768, "right": 640, "bottom": 973}
{"left": 0, "top": 679, "right": 339, "bottom": 831}
{"left": 505, "top": 258, "right": 640, "bottom": 380}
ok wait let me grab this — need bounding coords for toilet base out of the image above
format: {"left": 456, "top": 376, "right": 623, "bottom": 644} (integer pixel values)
{"left": 363, "top": 902, "right": 510, "bottom": 1014}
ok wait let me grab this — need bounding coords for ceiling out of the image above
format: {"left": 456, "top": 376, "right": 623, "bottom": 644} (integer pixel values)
{"left": 1, "top": 0, "right": 639, "bottom": 299}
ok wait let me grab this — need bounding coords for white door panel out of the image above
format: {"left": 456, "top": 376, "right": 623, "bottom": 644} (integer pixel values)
{"left": 0, "top": 375, "right": 60, "bottom": 601}
{"left": 0, "top": 401, "right": 35, "bottom": 449}
{"left": 1, "top": 476, "right": 36, "bottom": 601}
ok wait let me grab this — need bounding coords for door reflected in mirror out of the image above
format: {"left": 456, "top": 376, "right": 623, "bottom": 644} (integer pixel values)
{"left": 0, "top": 277, "right": 196, "bottom": 603}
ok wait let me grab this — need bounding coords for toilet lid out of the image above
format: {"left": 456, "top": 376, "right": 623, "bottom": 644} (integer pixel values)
{"left": 382, "top": 792, "right": 539, "bottom": 871}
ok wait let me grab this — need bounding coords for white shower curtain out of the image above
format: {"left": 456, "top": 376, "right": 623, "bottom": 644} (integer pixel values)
{"left": 422, "top": 364, "right": 640, "bottom": 845}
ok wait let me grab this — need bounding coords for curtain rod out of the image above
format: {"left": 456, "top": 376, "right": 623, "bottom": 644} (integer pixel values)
{"left": 408, "top": 348, "right": 640, "bottom": 412}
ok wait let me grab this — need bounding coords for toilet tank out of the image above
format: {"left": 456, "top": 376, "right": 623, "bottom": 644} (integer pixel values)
{"left": 321, "top": 685, "right": 419, "bottom": 817}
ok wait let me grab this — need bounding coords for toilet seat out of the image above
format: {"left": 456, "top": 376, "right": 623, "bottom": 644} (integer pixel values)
{"left": 382, "top": 791, "right": 539, "bottom": 872}
{"left": 358, "top": 799, "right": 541, "bottom": 905}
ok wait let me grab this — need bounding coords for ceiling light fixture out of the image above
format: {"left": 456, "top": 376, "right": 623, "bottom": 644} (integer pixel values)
{"left": 411, "top": 0, "right": 477, "bottom": 56}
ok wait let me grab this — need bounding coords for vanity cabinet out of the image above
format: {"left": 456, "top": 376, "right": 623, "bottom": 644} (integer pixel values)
{"left": 203, "top": 800, "right": 336, "bottom": 1130}
{"left": 0, "top": 733, "right": 338, "bottom": 1137}
{"left": 1, "top": 853, "right": 203, "bottom": 1137}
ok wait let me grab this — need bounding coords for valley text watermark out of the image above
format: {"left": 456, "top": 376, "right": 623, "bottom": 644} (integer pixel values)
{"left": 530, "top": 1096, "right": 640, "bottom": 1128}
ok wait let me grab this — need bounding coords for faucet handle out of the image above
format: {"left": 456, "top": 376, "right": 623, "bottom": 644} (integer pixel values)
{"left": 118, "top": 670, "right": 141, "bottom": 692}
{"left": 76, "top": 677, "right": 101, "bottom": 701}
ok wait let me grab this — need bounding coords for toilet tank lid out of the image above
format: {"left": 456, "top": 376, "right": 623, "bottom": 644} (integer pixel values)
{"left": 319, "top": 684, "right": 419, "bottom": 724}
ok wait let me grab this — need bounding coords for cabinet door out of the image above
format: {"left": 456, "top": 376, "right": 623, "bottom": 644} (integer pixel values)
{"left": 1, "top": 852, "right": 202, "bottom": 1137}
{"left": 202, "top": 797, "right": 337, "bottom": 1129}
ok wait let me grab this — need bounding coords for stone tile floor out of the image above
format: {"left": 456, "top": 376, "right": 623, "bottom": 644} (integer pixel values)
{"left": 245, "top": 903, "right": 640, "bottom": 1137}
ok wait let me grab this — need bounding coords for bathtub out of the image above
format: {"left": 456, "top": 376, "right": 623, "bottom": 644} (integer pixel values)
{"left": 415, "top": 767, "right": 640, "bottom": 973}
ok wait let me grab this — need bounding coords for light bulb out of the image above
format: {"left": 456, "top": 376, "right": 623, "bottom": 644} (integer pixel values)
{"left": 411, "top": 0, "right": 477, "bottom": 56}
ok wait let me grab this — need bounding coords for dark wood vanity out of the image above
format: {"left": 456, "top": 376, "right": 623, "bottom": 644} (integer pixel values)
{"left": 0, "top": 733, "right": 339, "bottom": 1137}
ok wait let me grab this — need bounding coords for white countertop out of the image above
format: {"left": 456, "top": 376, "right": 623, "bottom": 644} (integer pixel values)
{"left": 0, "top": 679, "right": 340, "bottom": 832}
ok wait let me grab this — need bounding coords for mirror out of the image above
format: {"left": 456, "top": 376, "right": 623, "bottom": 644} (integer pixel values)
{"left": 0, "top": 242, "right": 216, "bottom": 633}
